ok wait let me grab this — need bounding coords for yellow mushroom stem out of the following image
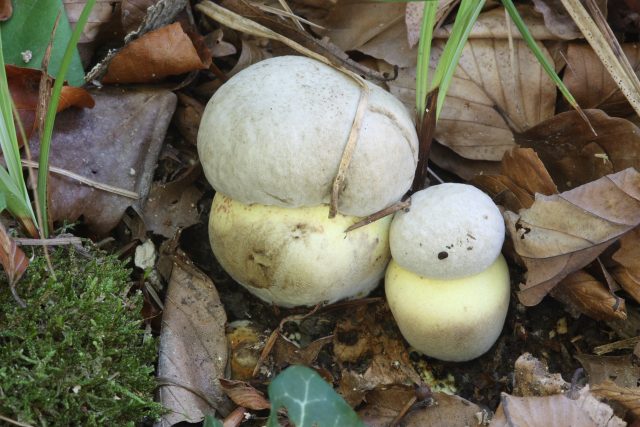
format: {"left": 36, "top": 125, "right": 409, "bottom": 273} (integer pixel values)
{"left": 385, "top": 255, "right": 510, "bottom": 362}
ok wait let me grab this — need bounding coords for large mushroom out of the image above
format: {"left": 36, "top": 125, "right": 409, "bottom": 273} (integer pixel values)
{"left": 385, "top": 184, "right": 511, "bottom": 362}
{"left": 198, "top": 56, "right": 419, "bottom": 307}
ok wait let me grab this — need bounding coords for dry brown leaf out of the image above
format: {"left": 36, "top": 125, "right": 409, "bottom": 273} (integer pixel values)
{"left": 204, "top": 28, "right": 237, "bottom": 58}
{"left": 8, "top": 65, "right": 94, "bottom": 141}
{"left": 335, "top": 303, "right": 420, "bottom": 407}
{"left": 271, "top": 335, "right": 332, "bottom": 369}
{"left": 103, "top": 22, "right": 210, "bottom": 83}
{"left": 357, "top": 385, "right": 417, "bottom": 426}
{"left": 143, "top": 165, "right": 202, "bottom": 238}
{"left": 574, "top": 385, "right": 627, "bottom": 427}
{"left": 122, "top": 0, "right": 161, "bottom": 34}
{"left": 435, "top": 4, "right": 557, "bottom": 40}
{"left": 532, "top": 0, "right": 582, "bottom": 39}
{"left": 513, "top": 353, "right": 569, "bottom": 397}
{"left": 0, "top": 0, "right": 12, "bottom": 21}
{"left": 611, "top": 226, "right": 640, "bottom": 303}
{"left": 491, "top": 393, "right": 598, "bottom": 427}
{"left": 517, "top": 110, "right": 640, "bottom": 192}
{"left": 156, "top": 256, "right": 232, "bottom": 425}
{"left": 563, "top": 44, "right": 640, "bottom": 116}
{"left": 174, "top": 92, "right": 204, "bottom": 146}
{"left": 504, "top": 168, "right": 640, "bottom": 306}
{"left": 405, "top": 0, "right": 457, "bottom": 48}
{"left": 63, "top": 0, "right": 118, "bottom": 43}
{"left": 219, "top": 379, "right": 270, "bottom": 411}
{"left": 228, "top": 39, "right": 272, "bottom": 77}
{"left": 472, "top": 148, "right": 556, "bottom": 212}
{"left": 402, "top": 393, "right": 485, "bottom": 427}
{"left": 551, "top": 270, "right": 627, "bottom": 321}
{"left": 389, "top": 38, "right": 556, "bottom": 161}
{"left": 591, "top": 381, "right": 640, "bottom": 420}
{"left": 428, "top": 142, "right": 501, "bottom": 181}
{"left": 29, "top": 87, "right": 176, "bottom": 236}
{"left": 576, "top": 354, "right": 640, "bottom": 388}
{"left": 0, "top": 220, "right": 29, "bottom": 304}
{"left": 501, "top": 148, "right": 558, "bottom": 196}
{"left": 318, "top": 2, "right": 405, "bottom": 55}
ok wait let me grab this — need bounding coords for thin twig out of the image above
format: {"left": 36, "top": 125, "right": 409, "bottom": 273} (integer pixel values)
{"left": 0, "top": 414, "right": 35, "bottom": 427}
{"left": 14, "top": 236, "right": 83, "bottom": 246}
{"left": 20, "top": 159, "right": 140, "bottom": 199}
{"left": 345, "top": 199, "right": 411, "bottom": 233}
{"left": 253, "top": 3, "right": 324, "bottom": 30}
{"left": 275, "top": 0, "right": 305, "bottom": 31}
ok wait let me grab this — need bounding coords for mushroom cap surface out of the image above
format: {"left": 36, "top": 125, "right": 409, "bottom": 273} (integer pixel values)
{"left": 389, "top": 183, "right": 505, "bottom": 279}
{"left": 385, "top": 255, "right": 510, "bottom": 362}
{"left": 197, "top": 56, "right": 418, "bottom": 217}
{"left": 209, "top": 193, "right": 391, "bottom": 307}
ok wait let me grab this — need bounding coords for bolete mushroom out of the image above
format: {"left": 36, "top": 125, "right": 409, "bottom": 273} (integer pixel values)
{"left": 198, "top": 56, "right": 419, "bottom": 307}
{"left": 385, "top": 183, "right": 510, "bottom": 361}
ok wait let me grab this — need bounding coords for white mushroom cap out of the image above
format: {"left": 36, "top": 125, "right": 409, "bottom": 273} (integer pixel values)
{"left": 385, "top": 255, "right": 510, "bottom": 362}
{"left": 389, "top": 183, "right": 505, "bottom": 279}
{"left": 197, "top": 56, "right": 418, "bottom": 217}
{"left": 209, "top": 193, "right": 391, "bottom": 307}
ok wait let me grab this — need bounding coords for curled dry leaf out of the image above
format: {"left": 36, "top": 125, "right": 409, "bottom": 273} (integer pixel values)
{"left": 389, "top": 38, "right": 556, "bottom": 161}
{"left": 611, "top": 227, "right": 640, "bottom": 303}
{"left": 156, "top": 255, "right": 232, "bottom": 425}
{"left": 103, "top": 22, "right": 211, "bottom": 83}
{"left": 563, "top": 44, "right": 640, "bottom": 116}
{"left": 550, "top": 270, "right": 627, "bottom": 321}
{"left": 8, "top": 65, "right": 94, "bottom": 140}
{"left": 591, "top": 381, "right": 640, "bottom": 421}
{"left": 504, "top": 168, "right": 640, "bottom": 306}
{"left": 492, "top": 393, "right": 598, "bottom": 427}
{"left": 516, "top": 109, "right": 640, "bottom": 192}
{"left": 0, "top": 220, "right": 29, "bottom": 303}
{"left": 219, "top": 379, "right": 270, "bottom": 411}
{"left": 472, "top": 148, "right": 557, "bottom": 212}
{"left": 29, "top": 87, "right": 176, "bottom": 236}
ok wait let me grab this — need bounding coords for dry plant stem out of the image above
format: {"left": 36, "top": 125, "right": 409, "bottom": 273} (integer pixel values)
{"left": 252, "top": 3, "right": 324, "bottom": 30}
{"left": 14, "top": 236, "right": 83, "bottom": 246}
{"left": 196, "top": 0, "right": 370, "bottom": 217}
{"left": 593, "top": 337, "right": 640, "bottom": 355}
{"left": 411, "top": 89, "right": 438, "bottom": 193}
{"left": 345, "top": 199, "right": 411, "bottom": 233}
{"left": 0, "top": 414, "right": 35, "bottom": 427}
{"left": 20, "top": 159, "right": 140, "bottom": 199}
{"left": 35, "top": 11, "right": 59, "bottom": 135}
{"left": 390, "top": 396, "right": 417, "bottom": 427}
{"left": 274, "top": 0, "right": 304, "bottom": 31}
{"left": 561, "top": 0, "right": 640, "bottom": 118}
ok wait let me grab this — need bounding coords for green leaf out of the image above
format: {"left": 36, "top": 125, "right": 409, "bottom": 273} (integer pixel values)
{"left": 0, "top": 0, "right": 85, "bottom": 86}
{"left": 501, "top": 0, "right": 579, "bottom": 109}
{"left": 267, "top": 365, "right": 364, "bottom": 427}
{"left": 0, "top": 192, "right": 7, "bottom": 213}
{"left": 204, "top": 415, "right": 224, "bottom": 427}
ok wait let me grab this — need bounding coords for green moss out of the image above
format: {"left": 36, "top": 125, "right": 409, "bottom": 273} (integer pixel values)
{"left": 0, "top": 247, "right": 165, "bottom": 426}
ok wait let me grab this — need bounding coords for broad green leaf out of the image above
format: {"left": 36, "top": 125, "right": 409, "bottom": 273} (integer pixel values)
{"left": 267, "top": 365, "right": 364, "bottom": 427}
{"left": 0, "top": 0, "right": 85, "bottom": 86}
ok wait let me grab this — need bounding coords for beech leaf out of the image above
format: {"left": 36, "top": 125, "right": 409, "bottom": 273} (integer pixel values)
{"left": 219, "top": 378, "right": 270, "bottom": 411}
{"left": 505, "top": 168, "right": 640, "bottom": 306}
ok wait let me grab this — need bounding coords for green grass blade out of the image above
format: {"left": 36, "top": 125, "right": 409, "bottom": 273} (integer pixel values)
{"left": 416, "top": 2, "right": 438, "bottom": 124}
{"left": 431, "top": 0, "right": 485, "bottom": 120}
{"left": 37, "top": 0, "right": 95, "bottom": 237}
{"left": 501, "top": 0, "right": 580, "bottom": 109}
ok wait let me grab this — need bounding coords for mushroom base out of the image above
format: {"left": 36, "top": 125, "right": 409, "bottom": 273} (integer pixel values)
{"left": 209, "top": 193, "right": 391, "bottom": 307}
{"left": 385, "top": 255, "right": 510, "bottom": 362}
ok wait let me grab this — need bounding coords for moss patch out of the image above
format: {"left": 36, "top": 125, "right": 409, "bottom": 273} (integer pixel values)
{"left": 0, "top": 247, "right": 164, "bottom": 426}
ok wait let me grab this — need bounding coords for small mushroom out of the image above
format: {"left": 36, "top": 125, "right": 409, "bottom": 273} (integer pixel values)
{"left": 198, "top": 56, "right": 418, "bottom": 307}
{"left": 385, "top": 184, "right": 510, "bottom": 361}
